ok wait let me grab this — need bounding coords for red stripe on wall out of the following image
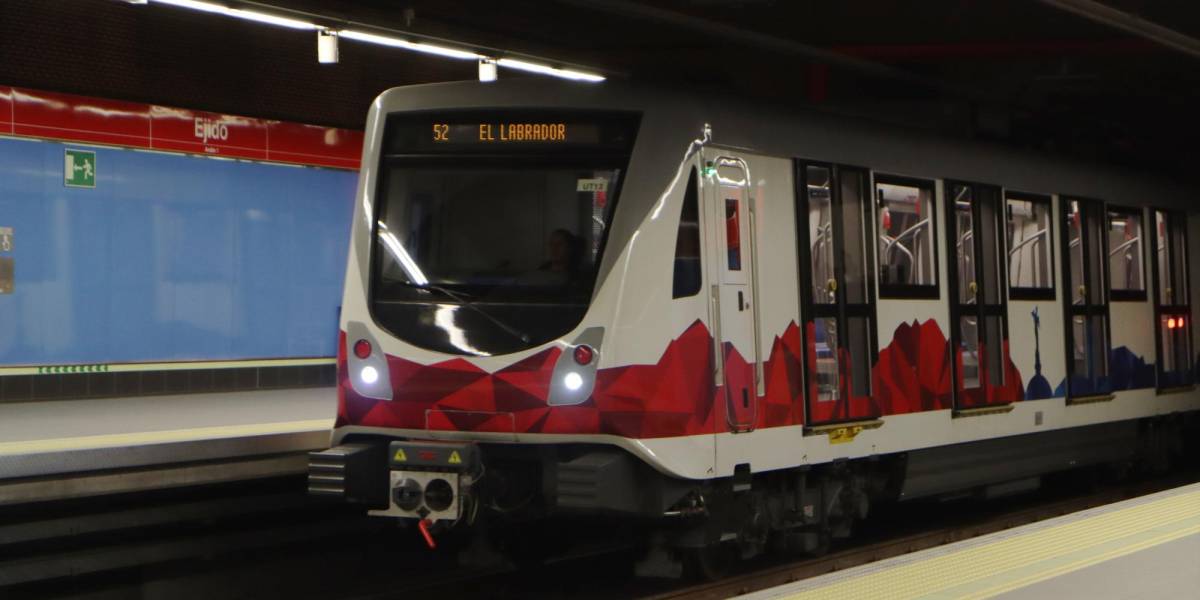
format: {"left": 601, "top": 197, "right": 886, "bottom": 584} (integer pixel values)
{"left": 1, "top": 85, "right": 362, "bottom": 170}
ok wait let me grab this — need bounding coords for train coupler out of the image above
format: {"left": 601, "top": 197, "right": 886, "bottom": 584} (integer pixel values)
{"left": 369, "top": 440, "right": 481, "bottom": 524}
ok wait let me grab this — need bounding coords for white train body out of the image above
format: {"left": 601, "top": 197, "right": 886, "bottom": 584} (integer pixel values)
{"left": 313, "top": 80, "right": 1198, "bottom": 558}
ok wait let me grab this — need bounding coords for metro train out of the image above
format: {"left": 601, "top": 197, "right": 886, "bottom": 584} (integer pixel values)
{"left": 310, "top": 80, "right": 1199, "bottom": 574}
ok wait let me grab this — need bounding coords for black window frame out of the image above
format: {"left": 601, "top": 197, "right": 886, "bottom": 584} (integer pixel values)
{"left": 1060, "top": 196, "right": 1113, "bottom": 400}
{"left": 874, "top": 174, "right": 941, "bottom": 300}
{"left": 1105, "top": 204, "right": 1148, "bottom": 302}
{"left": 945, "top": 179, "right": 1011, "bottom": 408}
{"left": 1149, "top": 207, "right": 1193, "bottom": 391}
{"left": 795, "top": 159, "right": 881, "bottom": 425}
{"left": 1005, "top": 191, "right": 1056, "bottom": 301}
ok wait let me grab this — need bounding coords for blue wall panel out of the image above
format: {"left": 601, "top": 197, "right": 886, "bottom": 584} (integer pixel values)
{"left": 0, "top": 137, "right": 355, "bottom": 365}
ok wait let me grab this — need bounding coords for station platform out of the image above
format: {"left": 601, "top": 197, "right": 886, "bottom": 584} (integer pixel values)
{"left": 741, "top": 482, "right": 1200, "bottom": 600}
{"left": 0, "top": 388, "right": 336, "bottom": 504}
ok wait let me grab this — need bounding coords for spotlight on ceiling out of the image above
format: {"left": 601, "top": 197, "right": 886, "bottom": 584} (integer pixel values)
{"left": 317, "top": 30, "right": 339, "bottom": 64}
{"left": 478, "top": 59, "right": 497, "bottom": 82}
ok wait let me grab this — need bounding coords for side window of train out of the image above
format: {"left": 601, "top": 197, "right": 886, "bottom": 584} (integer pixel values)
{"left": 672, "top": 168, "right": 702, "bottom": 298}
{"left": 876, "top": 176, "right": 939, "bottom": 298}
{"left": 1005, "top": 193, "right": 1054, "bottom": 300}
{"left": 1106, "top": 205, "right": 1147, "bottom": 301}
{"left": 1150, "top": 208, "right": 1192, "bottom": 389}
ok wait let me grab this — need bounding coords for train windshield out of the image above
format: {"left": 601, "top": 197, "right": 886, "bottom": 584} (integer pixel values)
{"left": 370, "top": 111, "right": 638, "bottom": 356}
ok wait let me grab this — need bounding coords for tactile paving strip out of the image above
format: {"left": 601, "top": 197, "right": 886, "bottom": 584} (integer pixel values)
{"left": 742, "top": 483, "right": 1200, "bottom": 600}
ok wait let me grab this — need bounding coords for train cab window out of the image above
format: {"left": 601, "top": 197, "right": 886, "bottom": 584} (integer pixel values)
{"left": 876, "top": 176, "right": 938, "bottom": 298}
{"left": 1006, "top": 194, "right": 1054, "bottom": 300}
{"left": 672, "top": 168, "right": 702, "bottom": 298}
{"left": 370, "top": 110, "right": 638, "bottom": 356}
{"left": 1151, "top": 209, "right": 1192, "bottom": 389}
{"left": 1107, "top": 206, "right": 1146, "bottom": 301}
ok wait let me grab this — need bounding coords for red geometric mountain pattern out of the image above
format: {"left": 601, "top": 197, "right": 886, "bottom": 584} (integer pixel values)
{"left": 336, "top": 318, "right": 1022, "bottom": 439}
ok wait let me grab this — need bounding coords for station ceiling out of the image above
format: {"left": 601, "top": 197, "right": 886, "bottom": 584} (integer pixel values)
{"left": 3, "top": 0, "right": 1198, "bottom": 177}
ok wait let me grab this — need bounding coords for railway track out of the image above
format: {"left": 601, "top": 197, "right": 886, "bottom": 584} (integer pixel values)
{"left": 5, "top": 465, "right": 1194, "bottom": 599}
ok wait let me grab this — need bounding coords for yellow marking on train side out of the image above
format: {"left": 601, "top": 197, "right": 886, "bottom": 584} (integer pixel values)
{"left": 828, "top": 426, "right": 863, "bottom": 444}
{"left": 448, "top": 450, "right": 462, "bottom": 464}
{"left": 393, "top": 448, "right": 407, "bottom": 462}
{"left": 0, "top": 419, "right": 334, "bottom": 456}
{"left": 774, "top": 486, "right": 1200, "bottom": 600}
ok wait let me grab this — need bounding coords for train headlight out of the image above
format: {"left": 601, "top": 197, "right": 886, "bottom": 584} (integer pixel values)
{"left": 547, "top": 327, "right": 604, "bottom": 406}
{"left": 345, "top": 323, "right": 393, "bottom": 400}
{"left": 563, "top": 371, "right": 583, "bottom": 391}
{"left": 360, "top": 365, "right": 379, "bottom": 384}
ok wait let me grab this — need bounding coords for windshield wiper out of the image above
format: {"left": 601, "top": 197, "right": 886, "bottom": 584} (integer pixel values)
{"left": 390, "top": 281, "right": 531, "bottom": 345}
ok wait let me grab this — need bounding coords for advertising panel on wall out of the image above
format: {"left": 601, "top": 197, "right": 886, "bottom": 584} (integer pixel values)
{"left": 0, "top": 86, "right": 363, "bottom": 400}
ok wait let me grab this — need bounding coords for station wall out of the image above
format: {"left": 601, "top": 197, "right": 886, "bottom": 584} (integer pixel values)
{"left": 0, "top": 136, "right": 355, "bottom": 366}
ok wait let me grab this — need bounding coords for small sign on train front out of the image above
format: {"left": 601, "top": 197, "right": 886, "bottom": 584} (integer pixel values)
{"left": 64, "top": 149, "right": 96, "bottom": 188}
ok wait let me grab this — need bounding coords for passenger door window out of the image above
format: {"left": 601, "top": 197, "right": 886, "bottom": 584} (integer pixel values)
{"left": 1062, "top": 198, "right": 1112, "bottom": 398}
{"left": 798, "top": 162, "right": 878, "bottom": 424}
{"left": 947, "top": 181, "right": 1010, "bottom": 408}
{"left": 1151, "top": 209, "right": 1192, "bottom": 389}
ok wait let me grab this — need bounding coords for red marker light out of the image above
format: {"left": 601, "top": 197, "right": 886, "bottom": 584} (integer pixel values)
{"left": 353, "top": 339, "right": 372, "bottom": 359}
{"left": 573, "top": 345, "right": 595, "bottom": 366}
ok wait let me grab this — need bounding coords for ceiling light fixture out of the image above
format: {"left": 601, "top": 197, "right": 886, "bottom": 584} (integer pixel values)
{"left": 151, "top": 0, "right": 318, "bottom": 30}
{"left": 338, "top": 29, "right": 482, "bottom": 60}
{"left": 496, "top": 58, "right": 605, "bottom": 82}
{"left": 317, "top": 30, "right": 339, "bottom": 64}
{"left": 478, "top": 59, "right": 498, "bottom": 82}
{"left": 142, "top": 1, "right": 606, "bottom": 82}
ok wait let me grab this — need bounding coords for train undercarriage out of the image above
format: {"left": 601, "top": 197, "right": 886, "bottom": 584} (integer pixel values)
{"left": 310, "top": 411, "right": 1197, "bottom": 577}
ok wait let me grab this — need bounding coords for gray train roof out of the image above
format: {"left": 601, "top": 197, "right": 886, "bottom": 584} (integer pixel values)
{"left": 367, "top": 80, "right": 1190, "bottom": 286}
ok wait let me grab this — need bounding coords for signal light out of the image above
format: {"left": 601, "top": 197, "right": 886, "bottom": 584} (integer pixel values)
{"left": 353, "top": 339, "right": 372, "bottom": 359}
{"left": 1168, "top": 318, "right": 1177, "bottom": 330}
{"left": 573, "top": 345, "right": 595, "bottom": 366}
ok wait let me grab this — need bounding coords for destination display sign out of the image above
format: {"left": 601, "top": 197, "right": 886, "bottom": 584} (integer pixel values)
{"left": 431, "top": 122, "right": 599, "bottom": 145}
{"left": 384, "top": 111, "right": 638, "bottom": 154}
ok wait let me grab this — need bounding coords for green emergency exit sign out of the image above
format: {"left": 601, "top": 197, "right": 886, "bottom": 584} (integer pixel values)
{"left": 64, "top": 149, "right": 96, "bottom": 188}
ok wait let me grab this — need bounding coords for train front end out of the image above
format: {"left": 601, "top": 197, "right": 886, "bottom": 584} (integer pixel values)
{"left": 309, "top": 83, "right": 700, "bottom": 534}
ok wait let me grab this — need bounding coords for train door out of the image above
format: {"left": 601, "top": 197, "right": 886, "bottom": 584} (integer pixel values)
{"left": 705, "top": 153, "right": 759, "bottom": 432}
{"left": 797, "top": 162, "right": 879, "bottom": 424}
{"left": 1062, "top": 197, "right": 1112, "bottom": 398}
{"left": 1150, "top": 209, "right": 1192, "bottom": 390}
{"left": 946, "top": 182, "right": 1010, "bottom": 409}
